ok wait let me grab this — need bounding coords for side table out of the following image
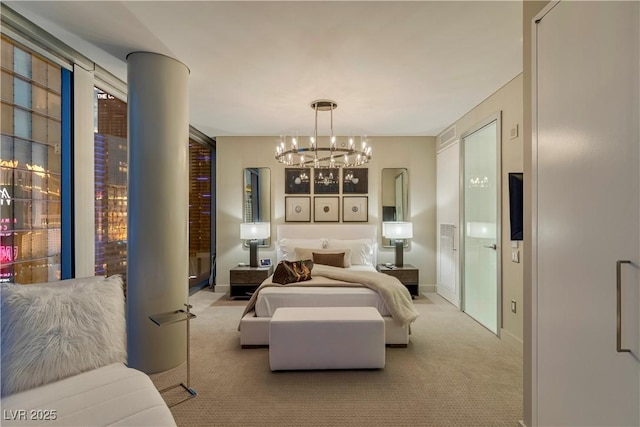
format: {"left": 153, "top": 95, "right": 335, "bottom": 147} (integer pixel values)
{"left": 230, "top": 265, "right": 274, "bottom": 299}
{"left": 149, "top": 304, "right": 197, "bottom": 407}
{"left": 376, "top": 264, "right": 419, "bottom": 298}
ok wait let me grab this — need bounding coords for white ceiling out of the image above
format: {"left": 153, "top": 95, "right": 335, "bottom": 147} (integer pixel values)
{"left": 6, "top": 1, "right": 523, "bottom": 138}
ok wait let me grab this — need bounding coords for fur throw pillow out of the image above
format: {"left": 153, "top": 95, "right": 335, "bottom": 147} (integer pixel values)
{"left": 1, "top": 275, "right": 127, "bottom": 396}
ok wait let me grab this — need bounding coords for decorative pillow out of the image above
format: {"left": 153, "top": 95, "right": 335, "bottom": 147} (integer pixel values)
{"left": 272, "top": 260, "right": 314, "bottom": 284}
{"left": 312, "top": 252, "right": 346, "bottom": 268}
{"left": 1, "top": 275, "right": 127, "bottom": 397}
{"left": 277, "top": 238, "right": 327, "bottom": 261}
{"left": 326, "top": 238, "right": 374, "bottom": 265}
{"left": 293, "top": 247, "right": 352, "bottom": 268}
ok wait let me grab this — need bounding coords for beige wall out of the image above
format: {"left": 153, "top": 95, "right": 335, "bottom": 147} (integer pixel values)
{"left": 523, "top": 2, "right": 551, "bottom": 425}
{"left": 437, "top": 74, "right": 524, "bottom": 344}
{"left": 216, "top": 136, "right": 437, "bottom": 289}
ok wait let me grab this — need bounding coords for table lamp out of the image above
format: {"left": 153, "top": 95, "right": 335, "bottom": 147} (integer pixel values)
{"left": 240, "top": 222, "right": 271, "bottom": 267}
{"left": 382, "top": 221, "right": 413, "bottom": 267}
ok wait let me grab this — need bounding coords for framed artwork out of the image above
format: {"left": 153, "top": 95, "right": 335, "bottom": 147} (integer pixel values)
{"left": 342, "top": 168, "right": 368, "bottom": 194}
{"left": 285, "top": 168, "right": 310, "bottom": 194}
{"left": 314, "top": 168, "right": 339, "bottom": 194}
{"left": 343, "top": 196, "right": 368, "bottom": 222}
{"left": 285, "top": 196, "right": 311, "bottom": 222}
{"left": 314, "top": 196, "right": 339, "bottom": 222}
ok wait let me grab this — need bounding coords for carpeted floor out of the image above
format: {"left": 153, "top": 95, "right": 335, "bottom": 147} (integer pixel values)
{"left": 150, "top": 289, "right": 522, "bottom": 426}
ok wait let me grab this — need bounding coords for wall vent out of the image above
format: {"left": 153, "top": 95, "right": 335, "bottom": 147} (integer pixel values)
{"left": 438, "top": 125, "right": 457, "bottom": 151}
{"left": 438, "top": 223, "right": 456, "bottom": 291}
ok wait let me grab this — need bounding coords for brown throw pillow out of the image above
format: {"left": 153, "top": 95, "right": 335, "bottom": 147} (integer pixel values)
{"left": 272, "top": 259, "right": 314, "bottom": 284}
{"left": 312, "top": 252, "right": 345, "bottom": 268}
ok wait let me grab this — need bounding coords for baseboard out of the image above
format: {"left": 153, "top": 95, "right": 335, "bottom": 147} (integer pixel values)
{"left": 435, "top": 285, "right": 460, "bottom": 308}
{"left": 215, "top": 284, "right": 230, "bottom": 294}
{"left": 517, "top": 420, "right": 526, "bottom": 427}
{"left": 419, "top": 284, "right": 436, "bottom": 294}
{"left": 500, "top": 328, "right": 523, "bottom": 350}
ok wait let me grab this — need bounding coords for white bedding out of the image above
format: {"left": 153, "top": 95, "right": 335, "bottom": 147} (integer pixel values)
{"left": 254, "top": 266, "right": 393, "bottom": 317}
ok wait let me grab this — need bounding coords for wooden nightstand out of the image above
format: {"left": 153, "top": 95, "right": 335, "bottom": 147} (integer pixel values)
{"left": 376, "top": 264, "right": 419, "bottom": 297}
{"left": 229, "top": 265, "right": 274, "bottom": 299}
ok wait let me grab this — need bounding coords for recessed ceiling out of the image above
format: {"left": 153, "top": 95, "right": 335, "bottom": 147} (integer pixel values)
{"left": 5, "top": 1, "right": 523, "bottom": 138}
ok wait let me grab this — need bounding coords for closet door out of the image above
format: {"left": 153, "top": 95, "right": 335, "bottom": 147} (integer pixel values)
{"left": 533, "top": 2, "right": 639, "bottom": 425}
{"left": 437, "top": 141, "right": 460, "bottom": 307}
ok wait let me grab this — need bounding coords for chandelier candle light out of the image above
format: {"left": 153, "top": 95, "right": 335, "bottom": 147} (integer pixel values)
{"left": 275, "top": 99, "right": 372, "bottom": 168}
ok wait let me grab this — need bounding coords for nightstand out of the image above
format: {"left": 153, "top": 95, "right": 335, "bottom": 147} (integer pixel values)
{"left": 376, "top": 264, "right": 419, "bottom": 297}
{"left": 229, "top": 265, "right": 274, "bottom": 299}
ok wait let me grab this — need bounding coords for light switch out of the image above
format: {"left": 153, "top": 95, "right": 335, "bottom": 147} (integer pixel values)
{"left": 510, "top": 124, "right": 519, "bottom": 140}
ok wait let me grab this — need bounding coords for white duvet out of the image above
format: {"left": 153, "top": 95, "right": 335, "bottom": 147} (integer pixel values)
{"left": 242, "top": 264, "right": 419, "bottom": 327}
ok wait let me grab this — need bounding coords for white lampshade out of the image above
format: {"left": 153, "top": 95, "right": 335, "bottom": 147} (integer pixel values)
{"left": 383, "top": 222, "right": 413, "bottom": 239}
{"left": 240, "top": 222, "right": 271, "bottom": 240}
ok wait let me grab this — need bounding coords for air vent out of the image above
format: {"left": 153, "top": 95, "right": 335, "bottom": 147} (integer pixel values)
{"left": 438, "top": 125, "right": 457, "bottom": 151}
{"left": 438, "top": 223, "right": 456, "bottom": 291}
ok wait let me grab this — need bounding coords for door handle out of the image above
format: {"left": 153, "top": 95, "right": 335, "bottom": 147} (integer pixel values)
{"left": 616, "top": 260, "right": 632, "bottom": 353}
{"left": 483, "top": 244, "right": 497, "bottom": 250}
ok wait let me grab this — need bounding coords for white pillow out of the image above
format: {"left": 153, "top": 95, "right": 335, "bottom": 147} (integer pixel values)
{"left": 293, "top": 247, "right": 352, "bottom": 267}
{"left": 326, "top": 238, "right": 375, "bottom": 265}
{"left": 1, "top": 275, "right": 126, "bottom": 396}
{"left": 277, "top": 238, "right": 327, "bottom": 261}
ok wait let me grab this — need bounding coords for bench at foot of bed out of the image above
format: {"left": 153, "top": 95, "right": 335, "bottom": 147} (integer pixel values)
{"left": 269, "top": 307, "right": 385, "bottom": 371}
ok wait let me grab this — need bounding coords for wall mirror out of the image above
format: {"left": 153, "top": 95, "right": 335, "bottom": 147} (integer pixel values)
{"left": 243, "top": 167, "right": 271, "bottom": 247}
{"left": 381, "top": 168, "right": 409, "bottom": 247}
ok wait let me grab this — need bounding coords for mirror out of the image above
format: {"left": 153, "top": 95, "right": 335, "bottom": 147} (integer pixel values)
{"left": 381, "top": 168, "right": 409, "bottom": 247}
{"left": 243, "top": 167, "right": 271, "bottom": 247}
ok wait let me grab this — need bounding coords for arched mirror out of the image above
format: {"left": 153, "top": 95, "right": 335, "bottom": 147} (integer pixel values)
{"left": 381, "top": 168, "right": 409, "bottom": 247}
{"left": 243, "top": 167, "right": 271, "bottom": 247}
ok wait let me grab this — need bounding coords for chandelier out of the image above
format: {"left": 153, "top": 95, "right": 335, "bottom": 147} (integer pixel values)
{"left": 275, "top": 99, "right": 372, "bottom": 168}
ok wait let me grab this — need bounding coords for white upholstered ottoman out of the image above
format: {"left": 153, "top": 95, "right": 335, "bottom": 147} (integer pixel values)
{"left": 269, "top": 306, "right": 385, "bottom": 371}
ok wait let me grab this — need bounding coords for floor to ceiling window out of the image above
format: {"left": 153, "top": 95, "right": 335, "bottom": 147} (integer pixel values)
{"left": 0, "top": 36, "right": 65, "bottom": 284}
{"left": 189, "top": 140, "right": 213, "bottom": 288}
{"left": 94, "top": 87, "right": 128, "bottom": 284}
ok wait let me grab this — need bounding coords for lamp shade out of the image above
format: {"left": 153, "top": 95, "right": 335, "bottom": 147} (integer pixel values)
{"left": 383, "top": 222, "right": 413, "bottom": 239}
{"left": 240, "top": 222, "right": 271, "bottom": 240}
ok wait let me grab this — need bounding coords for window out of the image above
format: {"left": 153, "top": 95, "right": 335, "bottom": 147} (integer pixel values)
{"left": 0, "top": 36, "right": 63, "bottom": 284}
{"left": 189, "top": 141, "right": 212, "bottom": 287}
{"left": 94, "top": 87, "right": 127, "bottom": 284}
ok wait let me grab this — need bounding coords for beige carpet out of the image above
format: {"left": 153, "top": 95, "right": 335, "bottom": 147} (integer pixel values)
{"left": 150, "top": 289, "right": 522, "bottom": 426}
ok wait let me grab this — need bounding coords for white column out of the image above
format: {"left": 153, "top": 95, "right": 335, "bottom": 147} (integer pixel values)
{"left": 126, "top": 52, "right": 189, "bottom": 373}
{"left": 73, "top": 64, "right": 96, "bottom": 277}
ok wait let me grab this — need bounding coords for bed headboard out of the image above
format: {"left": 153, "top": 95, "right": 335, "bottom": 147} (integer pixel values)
{"left": 276, "top": 224, "right": 377, "bottom": 265}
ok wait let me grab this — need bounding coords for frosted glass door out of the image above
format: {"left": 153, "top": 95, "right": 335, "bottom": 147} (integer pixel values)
{"left": 463, "top": 119, "right": 499, "bottom": 334}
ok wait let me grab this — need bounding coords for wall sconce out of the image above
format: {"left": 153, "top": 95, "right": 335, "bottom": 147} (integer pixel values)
{"left": 382, "top": 221, "right": 413, "bottom": 267}
{"left": 240, "top": 222, "right": 271, "bottom": 267}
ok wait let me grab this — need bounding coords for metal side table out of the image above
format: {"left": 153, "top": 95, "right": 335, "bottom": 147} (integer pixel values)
{"left": 149, "top": 304, "right": 197, "bottom": 407}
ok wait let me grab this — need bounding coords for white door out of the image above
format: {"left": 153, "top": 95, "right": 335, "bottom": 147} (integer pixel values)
{"left": 533, "top": 2, "right": 639, "bottom": 425}
{"left": 437, "top": 141, "right": 460, "bottom": 307}
{"left": 462, "top": 117, "right": 500, "bottom": 335}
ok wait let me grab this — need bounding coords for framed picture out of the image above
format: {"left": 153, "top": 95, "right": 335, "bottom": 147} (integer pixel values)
{"left": 314, "top": 196, "right": 339, "bottom": 222}
{"left": 259, "top": 258, "right": 272, "bottom": 267}
{"left": 314, "top": 168, "right": 339, "bottom": 194}
{"left": 342, "top": 168, "right": 368, "bottom": 194}
{"left": 343, "top": 196, "right": 368, "bottom": 222}
{"left": 285, "top": 196, "right": 311, "bottom": 222}
{"left": 285, "top": 168, "right": 310, "bottom": 194}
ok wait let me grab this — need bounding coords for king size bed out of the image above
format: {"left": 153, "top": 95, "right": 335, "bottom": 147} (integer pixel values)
{"left": 239, "top": 224, "right": 419, "bottom": 347}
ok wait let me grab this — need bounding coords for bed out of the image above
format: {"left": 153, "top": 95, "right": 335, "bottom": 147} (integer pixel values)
{"left": 239, "top": 224, "right": 418, "bottom": 347}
